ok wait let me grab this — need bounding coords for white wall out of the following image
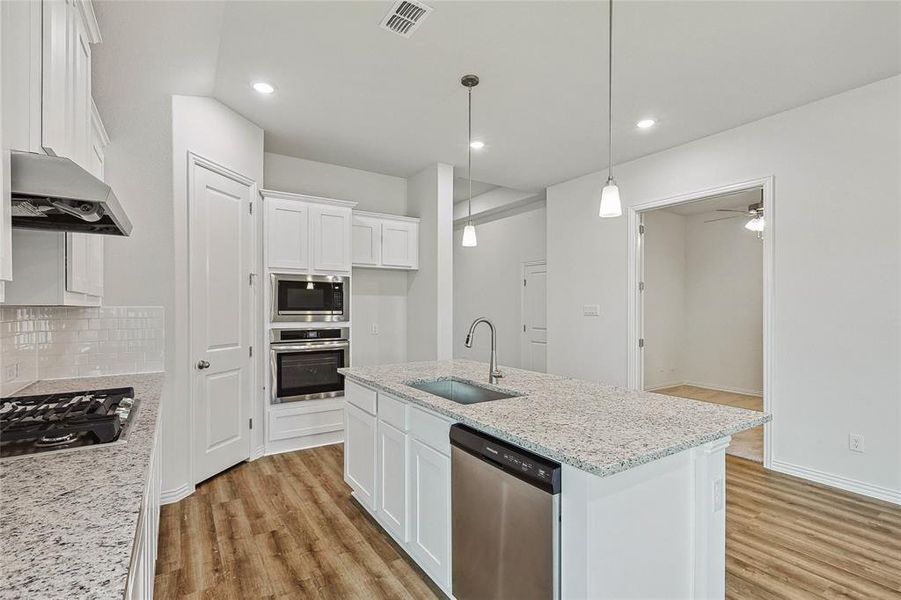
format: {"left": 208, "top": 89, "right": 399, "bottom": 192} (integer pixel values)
{"left": 453, "top": 205, "right": 546, "bottom": 368}
{"left": 406, "top": 163, "right": 454, "bottom": 361}
{"left": 641, "top": 210, "right": 686, "bottom": 389}
{"left": 642, "top": 210, "right": 763, "bottom": 394}
{"left": 169, "top": 95, "right": 264, "bottom": 494}
{"left": 264, "top": 152, "right": 407, "bottom": 214}
{"left": 682, "top": 213, "right": 763, "bottom": 395}
{"left": 262, "top": 152, "right": 411, "bottom": 366}
{"left": 547, "top": 76, "right": 901, "bottom": 502}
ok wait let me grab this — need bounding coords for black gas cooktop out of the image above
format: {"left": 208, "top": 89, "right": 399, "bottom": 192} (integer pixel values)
{"left": 0, "top": 387, "right": 138, "bottom": 458}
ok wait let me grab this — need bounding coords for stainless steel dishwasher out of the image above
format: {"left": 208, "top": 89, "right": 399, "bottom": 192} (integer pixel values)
{"left": 450, "top": 424, "right": 562, "bottom": 600}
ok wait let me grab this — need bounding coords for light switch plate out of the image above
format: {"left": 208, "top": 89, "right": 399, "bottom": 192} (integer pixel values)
{"left": 582, "top": 304, "right": 600, "bottom": 317}
{"left": 369, "top": 324, "right": 379, "bottom": 335}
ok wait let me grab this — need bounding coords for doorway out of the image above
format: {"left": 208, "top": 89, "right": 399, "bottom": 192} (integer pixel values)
{"left": 628, "top": 179, "right": 774, "bottom": 465}
{"left": 521, "top": 260, "right": 547, "bottom": 372}
{"left": 189, "top": 156, "right": 255, "bottom": 483}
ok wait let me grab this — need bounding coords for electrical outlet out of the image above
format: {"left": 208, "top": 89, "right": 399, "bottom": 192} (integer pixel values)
{"left": 369, "top": 323, "right": 379, "bottom": 335}
{"left": 713, "top": 478, "right": 725, "bottom": 512}
{"left": 849, "top": 433, "right": 865, "bottom": 453}
{"left": 3, "top": 363, "right": 19, "bottom": 383}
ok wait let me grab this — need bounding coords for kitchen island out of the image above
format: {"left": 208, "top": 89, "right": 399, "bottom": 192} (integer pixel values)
{"left": 339, "top": 359, "right": 769, "bottom": 599}
{"left": 0, "top": 373, "right": 164, "bottom": 600}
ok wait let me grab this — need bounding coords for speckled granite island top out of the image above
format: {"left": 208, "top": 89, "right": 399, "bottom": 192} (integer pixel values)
{"left": 339, "top": 360, "right": 769, "bottom": 477}
{"left": 0, "top": 372, "right": 164, "bottom": 600}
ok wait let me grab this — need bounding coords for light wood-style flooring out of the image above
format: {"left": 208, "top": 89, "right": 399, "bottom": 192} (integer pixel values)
{"left": 155, "top": 446, "right": 901, "bottom": 600}
{"left": 656, "top": 384, "right": 764, "bottom": 463}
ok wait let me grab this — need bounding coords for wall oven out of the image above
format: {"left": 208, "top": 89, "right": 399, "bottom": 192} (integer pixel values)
{"left": 270, "top": 328, "right": 349, "bottom": 403}
{"left": 271, "top": 274, "right": 349, "bottom": 323}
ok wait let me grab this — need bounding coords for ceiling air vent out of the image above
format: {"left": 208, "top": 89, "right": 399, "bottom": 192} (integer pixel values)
{"left": 380, "top": 0, "right": 432, "bottom": 38}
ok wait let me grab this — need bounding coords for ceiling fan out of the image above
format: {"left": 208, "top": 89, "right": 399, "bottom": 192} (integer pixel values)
{"left": 704, "top": 200, "right": 765, "bottom": 235}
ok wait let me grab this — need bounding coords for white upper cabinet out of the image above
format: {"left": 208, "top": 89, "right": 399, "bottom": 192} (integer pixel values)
{"left": 2, "top": 0, "right": 106, "bottom": 306}
{"left": 351, "top": 211, "right": 419, "bottom": 270}
{"left": 351, "top": 215, "right": 381, "bottom": 266}
{"left": 262, "top": 190, "right": 356, "bottom": 275}
{"left": 266, "top": 197, "right": 309, "bottom": 271}
{"left": 311, "top": 205, "right": 352, "bottom": 273}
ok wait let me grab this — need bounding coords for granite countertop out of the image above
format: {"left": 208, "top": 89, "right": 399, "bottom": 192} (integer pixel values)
{"left": 0, "top": 372, "right": 165, "bottom": 600}
{"left": 339, "top": 360, "right": 770, "bottom": 478}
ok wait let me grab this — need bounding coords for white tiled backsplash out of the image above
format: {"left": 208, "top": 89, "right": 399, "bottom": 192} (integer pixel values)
{"left": 0, "top": 306, "right": 164, "bottom": 396}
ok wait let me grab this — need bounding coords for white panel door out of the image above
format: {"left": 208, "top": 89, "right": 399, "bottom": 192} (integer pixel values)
{"left": 311, "top": 205, "right": 351, "bottom": 273}
{"left": 352, "top": 215, "right": 381, "bottom": 266}
{"left": 344, "top": 403, "right": 377, "bottom": 509}
{"left": 266, "top": 198, "right": 309, "bottom": 271}
{"left": 381, "top": 220, "right": 417, "bottom": 268}
{"left": 190, "top": 161, "right": 253, "bottom": 484}
{"left": 408, "top": 438, "right": 451, "bottom": 588}
{"left": 521, "top": 261, "right": 548, "bottom": 372}
{"left": 378, "top": 420, "right": 407, "bottom": 541}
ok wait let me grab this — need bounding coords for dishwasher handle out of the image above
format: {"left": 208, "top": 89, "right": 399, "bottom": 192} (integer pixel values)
{"left": 450, "top": 424, "right": 561, "bottom": 494}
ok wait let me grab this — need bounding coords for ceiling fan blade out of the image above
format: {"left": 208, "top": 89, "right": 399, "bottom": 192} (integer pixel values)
{"left": 704, "top": 215, "right": 743, "bottom": 223}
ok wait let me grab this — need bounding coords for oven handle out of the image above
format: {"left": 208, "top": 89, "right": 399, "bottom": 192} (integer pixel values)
{"left": 270, "top": 341, "right": 350, "bottom": 353}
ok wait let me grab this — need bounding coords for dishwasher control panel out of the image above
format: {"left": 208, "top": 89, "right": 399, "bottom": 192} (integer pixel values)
{"left": 450, "top": 424, "right": 561, "bottom": 493}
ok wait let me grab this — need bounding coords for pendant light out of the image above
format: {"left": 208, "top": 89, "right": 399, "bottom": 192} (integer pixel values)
{"left": 599, "top": 0, "right": 622, "bottom": 218}
{"left": 461, "top": 74, "right": 479, "bottom": 247}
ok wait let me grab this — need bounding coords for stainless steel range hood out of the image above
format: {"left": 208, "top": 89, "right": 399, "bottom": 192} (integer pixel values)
{"left": 10, "top": 151, "right": 132, "bottom": 236}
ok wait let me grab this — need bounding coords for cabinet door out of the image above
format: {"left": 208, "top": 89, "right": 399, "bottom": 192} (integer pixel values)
{"left": 311, "top": 205, "right": 351, "bottom": 273}
{"left": 65, "top": 233, "right": 102, "bottom": 297}
{"left": 266, "top": 198, "right": 309, "bottom": 271}
{"left": 352, "top": 215, "right": 381, "bottom": 266}
{"left": 381, "top": 220, "right": 418, "bottom": 269}
{"left": 408, "top": 437, "right": 451, "bottom": 588}
{"left": 378, "top": 420, "right": 407, "bottom": 542}
{"left": 344, "top": 403, "right": 377, "bottom": 511}
{"left": 41, "top": 0, "right": 70, "bottom": 157}
{"left": 69, "top": 7, "right": 91, "bottom": 170}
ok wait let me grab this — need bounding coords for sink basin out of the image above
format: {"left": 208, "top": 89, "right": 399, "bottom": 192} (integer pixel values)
{"left": 408, "top": 378, "right": 517, "bottom": 405}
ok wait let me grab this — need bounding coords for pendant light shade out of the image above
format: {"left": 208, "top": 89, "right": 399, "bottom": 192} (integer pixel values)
{"left": 461, "top": 74, "right": 480, "bottom": 247}
{"left": 599, "top": 0, "right": 623, "bottom": 218}
{"left": 461, "top": 224, "right": 478, "bottom": 247}
{"left": 599, "top": 177, "right": 622, "bottom": 217}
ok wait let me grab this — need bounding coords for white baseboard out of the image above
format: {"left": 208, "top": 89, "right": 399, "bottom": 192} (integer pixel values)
{"left": 160, "top": 482, "right": 194, "bottom": 505}
{"left": 250, "top": 444, "right": 266, "bottom": 461}
{"left": 647, "top": 380, "right": 763, "bottom": 397}
{"left": 770, "top": 459, "right": 901, "bottom": 506}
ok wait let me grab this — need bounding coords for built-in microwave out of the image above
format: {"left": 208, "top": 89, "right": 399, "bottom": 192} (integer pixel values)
{"left": 271, "top": 274, "right": 349, "bottom": 323}
{"left": 270, "top": 328, "right": 349, "bottom": 403}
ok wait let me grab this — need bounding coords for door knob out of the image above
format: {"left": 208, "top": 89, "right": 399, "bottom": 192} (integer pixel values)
{"left": 196, "top": 360, "right": 211, "bottom": 370}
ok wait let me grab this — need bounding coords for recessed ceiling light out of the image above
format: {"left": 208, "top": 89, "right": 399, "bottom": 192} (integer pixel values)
{"left": 470, "top": 141, "right": 485, "bottom": 149}
{"left": 636, "top": 118, "right": 656, "bottom": 129}
{"left": 252, "top": 81, "right": 275, "bottom": 94}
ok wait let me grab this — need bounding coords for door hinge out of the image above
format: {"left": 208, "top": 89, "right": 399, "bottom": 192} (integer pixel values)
{"left": 523, "top": 278, "right": 527, "bottom": 286}
{"left": 523, "top": 324, "right": 526, "bottom": 332}
{"left": 249, "top": 346, "right": 253, "bottom": 357}
{"left": 249, "top": 418, "right": 253, "bottom": 430}
{"left": 639, "top": 224, "right": 645, "bottom": 235}
{"left": 249, "top": 201, "right": 254, "bottom": 215}
{"left": 249, "top": 273, "right": 256, "bottom": 286}
{"left": 638, "top": 338, "right": 645, "bottom": 348}
{"left": 639, "top": 281, "right": 645, "bottom": 292}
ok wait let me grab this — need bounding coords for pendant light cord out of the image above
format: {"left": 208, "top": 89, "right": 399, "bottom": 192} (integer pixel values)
{"left": 468, "top": 86, "right": 473, "bottom": 223}
{"left": 607, "top": 0, "right": 614, "bottom": 181}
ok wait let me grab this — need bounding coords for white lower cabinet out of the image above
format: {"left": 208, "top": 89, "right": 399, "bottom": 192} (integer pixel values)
{"left": 407, "top": 435, "right": 451, "bottom": 589}
{"left": 344, "top": 401, "right": 377, "bottom": 510}
{"left": 126, "top": 420, "right": 162, "bottom": 600}
{"left": 343, "top": 381, "right": 452, "bottom": 594}
{"left": 377, "top": 420, "right": 407, "bottom": 542}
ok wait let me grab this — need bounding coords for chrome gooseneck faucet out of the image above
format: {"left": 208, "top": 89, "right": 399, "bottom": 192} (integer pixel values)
{"left": 464, "top": 317, "right": 503, "bottom": 384}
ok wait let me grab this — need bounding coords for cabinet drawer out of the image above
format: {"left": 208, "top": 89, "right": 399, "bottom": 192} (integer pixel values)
{"left": 409, "top": 406, "right": 453, "bottom": 455}
{"left": 346, "top": 380, "right": 377, "bottom": 415}
{"left": 378, "top": 392, "right": 409, "bottom": 431}
{"left": 269, "top": 404, "right": 344, "bottom": 442}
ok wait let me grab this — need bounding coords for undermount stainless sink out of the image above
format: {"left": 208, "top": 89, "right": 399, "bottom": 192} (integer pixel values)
{"left": 408, "top": 378, "right": 518, "bottom": 405}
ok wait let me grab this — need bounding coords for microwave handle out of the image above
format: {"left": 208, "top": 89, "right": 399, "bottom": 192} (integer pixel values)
{"left": 271, "top": 341, "right": 350, "bottom": 352}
